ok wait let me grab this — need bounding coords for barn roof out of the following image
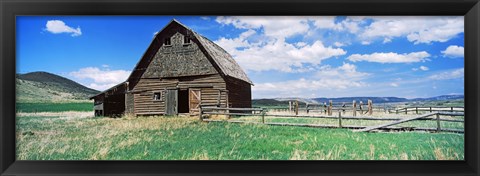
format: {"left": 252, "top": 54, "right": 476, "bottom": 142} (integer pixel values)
{"left": 91, "top": 19, "right": 253, "bottom": 99}
{"left": 171, "top": 19, "right": 252, "bottom": 84}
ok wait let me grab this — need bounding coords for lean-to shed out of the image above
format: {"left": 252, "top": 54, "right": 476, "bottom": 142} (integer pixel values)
{"left": 90, "top": 19, "right": 253, "bottom": 116}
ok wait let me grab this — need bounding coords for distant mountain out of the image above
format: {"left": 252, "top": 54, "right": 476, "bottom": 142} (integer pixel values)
{"left": 252, "top": 99, "right": 307, "bottom": 107}
{"left": 16, "top": 71, "right": 100, "bottom": 103}
{"left": 410, "top": 95, "right": 464, "bottom": 101}
{"left": 313, "top": 97, "right": 409, "bottom": 104}
{"left": 253, "top": 95, "right": 464, "bottom": 106}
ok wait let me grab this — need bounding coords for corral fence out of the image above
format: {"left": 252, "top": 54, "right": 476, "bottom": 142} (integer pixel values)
{"left": 199, "top": 106, "right": 464, "bottom": 133}
{"left": 264, "top": 100, "right": 465, "bottom": 117}
{"left": 389, "top": 106, "right": 464, "bottom": 114}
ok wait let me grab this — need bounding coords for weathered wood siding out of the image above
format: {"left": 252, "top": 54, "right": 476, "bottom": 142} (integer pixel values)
{"left": 226, "top": 77, "right": 251, "bottom": 108}
{"left": 125, "top": 93, "right": 134, "bottom": 114}
{"left": 132, "top": 74, "right": 228, "bottom": 115}
{"left": 102, "top": 84, "right": 126, "bottom": 117}
{"left": 142, "top": 32, "right": 217, "bottom": 78}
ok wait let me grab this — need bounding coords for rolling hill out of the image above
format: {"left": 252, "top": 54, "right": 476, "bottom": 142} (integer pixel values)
{"left": 253, "top": 95, "right": 464, "bottom": 107}
{"left": 16, "top": 71, "right": 100, "bottom": 103}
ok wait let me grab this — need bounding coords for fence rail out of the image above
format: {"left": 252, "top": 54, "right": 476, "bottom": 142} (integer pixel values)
{"left": 389, "top": 107, "right": 464, "bottom": 114}
{"left": 200, "top": 107, "right": 464, "bottom": 133}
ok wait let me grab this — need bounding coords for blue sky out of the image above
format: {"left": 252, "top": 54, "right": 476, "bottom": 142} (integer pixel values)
{"left": 16, "top": 16, "right": 464, "bottom": 99}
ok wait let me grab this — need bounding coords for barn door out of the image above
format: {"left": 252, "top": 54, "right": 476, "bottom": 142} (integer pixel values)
{"left": 165, "top": 89, "right": 178, "bottom": 115}
{"left": 189, "top": 89, "right": 201, "bottom": 114}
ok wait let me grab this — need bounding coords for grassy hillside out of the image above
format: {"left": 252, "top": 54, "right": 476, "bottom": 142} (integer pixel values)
{"left": 16, "top": 71, "right": 100, "bottom": 103}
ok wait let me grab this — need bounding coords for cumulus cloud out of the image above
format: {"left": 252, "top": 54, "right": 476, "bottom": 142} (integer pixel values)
{"left": 428, "top": 68, "right": 464, "bottom": 80}
{"left": 45, "top": 20, "right": 82, "bottom": 37}
{"left": 419, "top": 66, "right": 429, "bottom": 71}
{"left": 347, "top": 51, "right": 430, "bottom": 63}
{"left": 252, "top": 63, "right": 370, "bottom": 97}
{"left": 390, "top": 83, "right": 399, "bottom": 87}
{"left": 215, "top": 16, "right": 346, "bottom": 72}
{"left": 360, "top": 16, "right": 463, "bottom": 44}
{"left": 69, "top": 67, "right": 131, "bottom": 91}
{"left": 441, "top": 45, "right": 464, "bottom": 58}
{"left": 412, "top": 66, "right": 429, "bottom": 71}
{"left": 216, "top": 16, "right": 310, "bottom": 38}
{"left": 361, "top": 41, "right": 371, "bottom": 45}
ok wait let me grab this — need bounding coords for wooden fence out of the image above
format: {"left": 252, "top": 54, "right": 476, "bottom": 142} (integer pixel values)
{"left": 389, "top": 106, "right": 464, "bottom": 114}
{"left": 200, "top": 106, "right": 464, "bottom": 133}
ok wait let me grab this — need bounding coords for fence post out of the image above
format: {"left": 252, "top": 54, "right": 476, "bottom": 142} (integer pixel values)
{"left": 450, "top": 107, "right": 454, "bottom": 117}
{"left": 262, "top": 109, "right": 265, "bottom": 124}
{"left": 306, "top": 103, "right": 309, "bottom": 114}
{"left": 199, "top": 106, "right": 203, "bottom": 121}
{"left": 295, "top": 100, "right": 299, "bottom": 116}
{"left": 328, "top": 100, "right": 333, "bottom": 116}
{"left": 436, "top": 113, "right": 441, "bottom": 133}
{"left": 359, "top": 101, "right": 363, "bottom": 114}
{"left": 338, "top": 111, "right": 342, "bottom": 128}
{"left": 416, "top": 107, "right": 418, "bottom": 114}
{"left": 289, "top": 101, "right": 292, "bottom": 113}
{"left": 396, "top": 109, "right": 398, "bottom": 114}
{"left": 430, "top": 107, "right": 432, "bottom": 113}
{"left": 405, "top": 107, "right": 407, "bottom": 114}
{"left": 353, "top": 100, "right": 357, "bottom": 117}
{"left": 368, "top": 99, "right": 373, "bottom": 115}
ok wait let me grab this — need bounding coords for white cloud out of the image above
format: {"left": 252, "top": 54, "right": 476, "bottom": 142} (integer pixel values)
{"left": 441, "top": 45, "right": 464, "bottom": 58}
{"left": 309, "top": 16, "right": 342, "bottom": 30}
{"left": 390, "top": 83, "right": 399, "bottom": 87}
{"left": 383, "top": 38, "right": 392, "bottom": 44}
{"left": 45, "top": 20, "right": 82, "bottom": 37}
{"left": 360, "top": 16, "right": 463, "bottom": 44}
{"left": 309, "top": 16, "right": 365, "bottom": 33}
{"left": 214, "top": 16, "right": 346, "bottom": 72}
{"left": 428, "top": 68, "right": 464, "bottom": 80}
{"left": 253, "top": 63, "right": 370, "bottom": 98}
{"left": 361, "top": 41, "right": 371, "bottom": 45}
{"left": 419, "top": 66, "right": 429, "bottom": 71}
{"left": 69, "top": 67, "right": 131, "bottom": 91}
{"left": 333, "top": 42, "right": 345, "bottom": 47}
{"left": 87, "top": 83, "right": 121, "bottom": 92}
{"left": 347, "top": 51, "right": 430, "bottom": 63}
{"left": 412, "top": 66, "right": 429, "bottom": 71}
{"left": 216, "top": 16, "right": 310, "bottom": 38}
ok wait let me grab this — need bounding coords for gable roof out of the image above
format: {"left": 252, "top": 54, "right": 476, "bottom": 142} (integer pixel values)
{"left": 91, "top": 19, "right": 253, "bottom": 99}
{"left": 129, "top": 19, "right": 252, "bottom": 86}
{"left": 169, "top": 19, "right": 252, "bottom": 84}
{"left": 194, "top": 34, "right": 252, "bottom": 84}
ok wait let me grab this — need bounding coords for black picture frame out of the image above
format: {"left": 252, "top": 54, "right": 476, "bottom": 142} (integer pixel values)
{"left": 1, "top": 0, "right": 479, "bottom": 175}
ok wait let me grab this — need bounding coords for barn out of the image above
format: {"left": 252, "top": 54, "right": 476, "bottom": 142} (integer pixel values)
{"left": 90, "top": 19, "right": 253, "bottom": 117}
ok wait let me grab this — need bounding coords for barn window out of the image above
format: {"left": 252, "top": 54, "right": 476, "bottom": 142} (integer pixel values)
{"left": 164, "top": 37, "right": 171, "bottom": 46}
{"left": 153, "top": 92, "right": 161, "bottom": 101}
{"left": 183, "top": 36, "right": 191, "bottom": 45}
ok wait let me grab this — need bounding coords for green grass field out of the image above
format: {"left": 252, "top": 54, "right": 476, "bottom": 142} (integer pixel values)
{"left": 16, "top": 102, "right": 93, "bottom": 112}
{"left": 16, "top": 113, "right": 464, "bottom": 160}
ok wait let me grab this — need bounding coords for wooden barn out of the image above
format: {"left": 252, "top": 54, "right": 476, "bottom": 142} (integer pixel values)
{"left": 90, "top": 19, "right": 253, "bottom": 117}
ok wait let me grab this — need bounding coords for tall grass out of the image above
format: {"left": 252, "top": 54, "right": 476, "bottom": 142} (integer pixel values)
{"left": 16, "top": 113, "right": 464, "bottom": 160}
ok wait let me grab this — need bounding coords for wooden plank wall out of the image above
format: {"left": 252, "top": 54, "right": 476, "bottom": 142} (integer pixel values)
{"left": 125, "top": 93, "right": 134, "bottom": 114}
{"left": 225, "top": 77, "right": 252, "bottom": 108}
{"left": 103, "top": 85, "right": 126, "bottom": 117}
{"left": 132, "top": 74, "right": 228, "bottom": 115}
